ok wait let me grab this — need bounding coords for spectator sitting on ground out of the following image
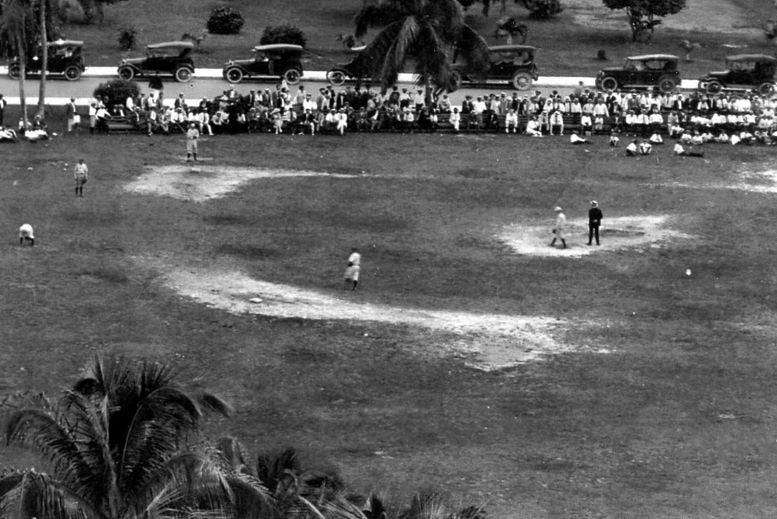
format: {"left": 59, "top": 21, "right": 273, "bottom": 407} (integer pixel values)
{"left": 580, "top": 113, "right": 593, "bottom": 135}
{"left": 570, "top": 131, "right": 589, "bottom": 144}
{"left": 674, "top": 141, "right": 704, "bottom": 157}
{"left": 549, "top": 110, "right": 564, "bottom": 135}
{"left": 609, "top": 131, "right": 620, "bottom": 147}
{"left": 505, "top": 109, "right": 518, "bottom": 133}
{"left": 0, "top": 127, "right": 17, "bottom": 142}
{"left": 626, "top": 139, "right": 639, "bottom": 156}
{"left": 649, "top": 132, "right": 663, "bottom": 144}
{"left": 639, "top": 140, "right": 652, "bottom": 155}
{"left": 525, "top": 115, "right": 542, "bottom": 137}
{"left": 450, "top": 107, "right": 461, "bottom": 132}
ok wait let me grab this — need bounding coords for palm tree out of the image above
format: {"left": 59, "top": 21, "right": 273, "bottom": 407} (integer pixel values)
{"left": 1, "top": 0, "right": 31, "bottom": 129}
{"left": 36, "top": 0, "right": 46, "bottom": 118}
{"left": 352, "top": 0, "right": 489, "bottom": 96}
{"left": 0, "top": 356, "right": 271, "bottom": 519}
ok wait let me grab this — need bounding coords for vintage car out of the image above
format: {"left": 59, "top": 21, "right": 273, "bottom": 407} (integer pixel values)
{"left": 595, "top": 54, "right": 681, "bottom": 93}
{"left": 325, "top": 52, "right": 371, "bottom": 87}
{"left": 9, "top": 39, "right": 85, "bottom": 81}
{"left": 698, "top": 54, "right": 777, "bottom": 96}
{"left": 450, "top": 44, "right": 539, "bottom": 91}
{"left": 117, "top": 41, "right": 195, "bottom": 83}
{"left": 222, "top": 44, "right": 304, "bottom": 84}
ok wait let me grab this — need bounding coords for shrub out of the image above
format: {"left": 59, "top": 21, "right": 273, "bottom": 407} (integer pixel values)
{"left": 117, "top": 26, "right": 136, "bottom": 50}
{"left": 93, "top": 78, "right": 139, "bottom": 109}
{"left": 206, "top": 7, "right": 245, "bottom": 35}
{"left": 259, "top": 24, "right": 307, "bottom": 48}
{"left": 524, "top": 0, "right": 563, "bottom": 18}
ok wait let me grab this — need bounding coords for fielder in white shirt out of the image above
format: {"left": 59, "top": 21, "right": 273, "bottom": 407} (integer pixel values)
{"left": 344, "top": 248, "right": 361, "bottom": 290}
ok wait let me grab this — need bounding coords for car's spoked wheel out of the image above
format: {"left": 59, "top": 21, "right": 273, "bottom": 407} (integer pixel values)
{"left": 284, "top": 69, "right": 301, "bottom": 85}
{"left": 225, "top": 67, "right": 243, "bottom": 83}
{"left": 175, "top": 67, "right": 193, "bottom": 82}
{"left": 512, "top": 72, "right": 532, "bottom": 90}
{"left": 326, "top": 69, "right": 346, "bottom": 86}
{"left": 600, "top": 76, "right": 618, "bottom": 91}
{"left": 118, "top": 66, "right": 135, "bottom": 81}
{"left": 64, "top": 65, "right": 82, "bottom": 81}
{"left": 8, "top": 64, "right": 21, "bottom": 79}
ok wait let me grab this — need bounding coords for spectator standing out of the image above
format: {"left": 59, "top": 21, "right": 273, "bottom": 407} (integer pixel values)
{"left": 588, "top": 200, "right": 602, "bottom": 246}
{"left": 550, "top": 206, "right": 567, "bottom": 249}
{"left": 74, "top": 159, "right": 88, "bottom": 197}
{"left": 344, "top": 248, "right": 361, "bottom": 290}
{"left": 0, "top": 94, "right": 6, "bottom": 126}
{"left": 185, "top": 122, "right": 199, "bottom": 161}
{"left": 66, "top": 98, "right": 79, "bottom": 132}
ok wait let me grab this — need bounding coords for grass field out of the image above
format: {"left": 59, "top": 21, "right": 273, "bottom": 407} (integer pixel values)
{"left": 3, "top": 124, "right": 777, "bottom": 517}
{"left": 61, "top": 0, "right": 777, "bottom": 77}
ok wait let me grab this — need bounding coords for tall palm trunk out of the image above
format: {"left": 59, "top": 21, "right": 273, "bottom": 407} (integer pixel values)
{"left": 37, "top": 0, "right": 46, "bottom": 118}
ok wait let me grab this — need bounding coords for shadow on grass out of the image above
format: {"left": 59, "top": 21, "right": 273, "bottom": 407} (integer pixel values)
{"left": 216, "top": 243, "right": 280, "bottom": 259}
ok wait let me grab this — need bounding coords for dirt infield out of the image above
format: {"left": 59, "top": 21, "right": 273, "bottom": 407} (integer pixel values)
{"left": 140, "top": 259, "right": 573, "bottom": 371}
{"left": 498, "top": 215, "right": 691, "bottom": 257}
{"left": 123, "top": 165, "right": 360, "bottom": 202}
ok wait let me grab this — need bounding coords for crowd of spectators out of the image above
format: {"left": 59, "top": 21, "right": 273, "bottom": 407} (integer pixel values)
{"left": 34, "top": 80, "right": 777, "bottom": 146}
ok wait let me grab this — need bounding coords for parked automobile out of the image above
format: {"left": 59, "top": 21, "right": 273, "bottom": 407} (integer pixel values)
{"left": 698, "top": 54, "right": 777, "bottom": 96}
{"left": 117, "top": 41, "right": 195, "bottom": 83}
{"left": 9, "top": 39, "right": 85, "bottom": 81}
{"left": 450, "top": 44, "right": 539, "bottom": 91}
{"left": 222, "top": 44, "right": 304, "bottom": 84}
{"left": 595, "top": 54, "right": 681, "bottom": 93}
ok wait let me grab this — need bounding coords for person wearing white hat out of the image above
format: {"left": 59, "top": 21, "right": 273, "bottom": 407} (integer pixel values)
{"left": 588, "top": 201, "right": 603, "bottom": 246}
{"left": 550, "top": 206, "right": 567, "bottom": 248}
{"left": 185, "top": 122, "right": 199, "bottom": 161}
{"left": 19, "top": 223, "right": 34, "bottom": 246}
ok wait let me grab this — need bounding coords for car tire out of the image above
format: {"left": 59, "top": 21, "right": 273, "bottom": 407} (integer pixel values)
{"left": 283, "top": 68, "right": 301, "bottom": 85}
{"left": 599, "top": 76, "right": 618, "bottom": 91}
{"left": 658, "top": 76, "right": 677, "bottom": 93}
{"left": 64, "top": 65, "right": 82, "bottom": 81}
{"left": 758, "top": 82, "right": 775, "bottom": 96}
{"left": 511, "top": 71, "right": 533, "bottom": 90}
{"left": 118, "top": 66, "right": 135, "bottom": 81}
{"left": 705, "top": 80, "right": 723, "bottom": 94}
{"left": 326, "top": 69, "right": 347, "bottom": 87}
{"left": 225, "top": 67, "right": 244, "bottom": 83}
{"left": 175, "top": 67, "right": 193, "bottom": 83}
{"left": 8, "top": 64, "right": 20, "bottom": 79}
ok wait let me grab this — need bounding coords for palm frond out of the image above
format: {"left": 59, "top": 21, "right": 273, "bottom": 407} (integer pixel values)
{"left": 354, "top": 1, "right": 406, "bottom": 39}
{"left": 214, "top": 437, "right": 247, "bottom": 473}
{"left": 392, "top": 16, "right": 422, "bottom": 70}
{"left": 453, "top": 24, "right": 490, "bottom": 74}
{"left": 0, "top": 470, "right": 100, "bottom": 519}
{"left": 422, "top": 0, "right": 465, "bottom": 40}
{"left": 412, "top": 21, "right": 452, "bottom": 89}
{"left": 256, "top": 448, "right": 300, "bottom": 493}
{"left": 198, "top": 393, "right": 233, "bottom": 418}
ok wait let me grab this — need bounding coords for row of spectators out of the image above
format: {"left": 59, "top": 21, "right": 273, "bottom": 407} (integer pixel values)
{"left": 79, "top": 81, "right": 777, "bottom": 144}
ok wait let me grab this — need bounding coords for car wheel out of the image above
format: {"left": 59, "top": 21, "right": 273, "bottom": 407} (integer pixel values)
{"left": 758, "top": 82, "right": 775, "bottom": 96}
{"left": 64, "top": 65, "right": 82, "bottom": 81}
{"left": 511, "top": 71, "right": 533, "bottom": 90}
{"left": 225, "top": 67, "right": 243, "bottom": 83}
{"left": 599, "top": 76, "right": 618, "bottom": 91}
{"left": 327, "top": 69, "right": 346, "bottom": 86}
{"left": 175, "top": 67, "right": 193, "bottom": 82}
{"left": 705, "top": 80, "right": 723, "bottom": 94}
{"left": 8, "top": 64, "right": 20, "bottom": 79}
{"left": 658, "top": 76, "right": 677, "bottom": 93}
{"left": 283, "top": 69, "right": 301, "bottom": 85}
{"left": 449, "top": 70, "right": 463, "bottom": 92}
{"left": 118, "top": 66, "right": 135, "bottom": 81}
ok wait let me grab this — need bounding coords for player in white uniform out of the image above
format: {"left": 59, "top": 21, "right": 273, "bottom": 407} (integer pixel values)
{"left": 19, "top": 223, "right": 34, "bottom": 246}
{"left": 549, "top": 206, "right": 567, "bottom": 248}
{"left": 344, "top": 248, "right": 361, "bottom": 290}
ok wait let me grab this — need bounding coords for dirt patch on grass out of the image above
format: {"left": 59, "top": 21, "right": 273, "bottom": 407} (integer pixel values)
{"left": 665, "top": 168, "right": 777, "bottom": 193}
{"left": 140, "top": 259, "right": 573, "bottom": 371}
{"left": 498, "top": 215, "right": 690, "bottom": 258}
{"left": 568, "top": 0, "right": 761, "bottom": 36}
{"left": 123, "top": 165, "right": 360, "bottom": 202}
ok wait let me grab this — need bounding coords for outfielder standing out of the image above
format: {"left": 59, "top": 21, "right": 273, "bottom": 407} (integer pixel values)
{"left": 74, "top": 158, "right": 88, "bottom": 197}
{"left": 588, "top": 200, "right": 603, "bottom": 246}
{"left": 344, "top": 248, "right": 361, "bottom": 290}
{"left": 186, "top": 122, "right": 199, "bottom": 162}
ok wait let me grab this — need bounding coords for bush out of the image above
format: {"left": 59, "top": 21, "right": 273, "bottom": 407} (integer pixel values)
{"left": 524, "top": 0, "right": 563, "bottom": 18}
{"left": 117, "top": 27, "right": 136, "bottom": 50}
{"left": 206, "top": 7, "right": 245, "bottom": 35}
{"left": 93, "top": 78, "right": 139, "bottom": 109}
{"left": 259, "top": 24, "right": 307, "bottom": 48}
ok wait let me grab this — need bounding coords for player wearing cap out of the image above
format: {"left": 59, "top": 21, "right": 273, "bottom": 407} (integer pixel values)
{"left": 550, "top": 207, "right": 567, "bottom": 248}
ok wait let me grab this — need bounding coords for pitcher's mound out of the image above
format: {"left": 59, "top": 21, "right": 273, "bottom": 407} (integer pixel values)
{"left": 498, "top": 215, "right": 690, "bottom": 257}
{"left": 124, "top": 165, "right": 360, "bottom": 202}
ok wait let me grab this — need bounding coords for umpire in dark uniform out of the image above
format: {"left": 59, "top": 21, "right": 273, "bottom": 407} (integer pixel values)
{"left": 588, "top": 200, "right": 603, "bottom": 246}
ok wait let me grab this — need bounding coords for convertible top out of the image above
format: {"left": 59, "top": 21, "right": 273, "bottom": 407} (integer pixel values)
{"left": 147, "top": 41, "right": 194, "bottom": 50}
{"left": 627, "top": 54, "right": 680, "bottom": 61}
{"left": 253, "top": 43, "right": 304, "bottom": 53}
{"left": 726, "top": 54, "right": 777, "bottom": 63}
{"left": 488, "top": 45, "right": 536, "bottom": 53}
{"left": 47, "top": 39, "right": 84, "bottom": 47}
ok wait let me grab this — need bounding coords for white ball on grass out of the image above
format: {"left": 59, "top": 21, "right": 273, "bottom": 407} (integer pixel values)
{"left": 685, "top": 268, "right": 692, "bottom": 276}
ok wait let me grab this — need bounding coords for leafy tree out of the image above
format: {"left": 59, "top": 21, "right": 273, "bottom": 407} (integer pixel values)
{"left": 206, "top": 6, "right": 244, "bottom": 35}
{"left": 602, "top": 0, "right": 686, "bottom": 42}
{"left": 353, "top": 0, "right": 489, "bottom": 95}
{"left": 0, "top": 0, "right": 31, "bottom": 129}
{"left": 457, "top": 0, "right": 562, "bottom": 18}
{"left": 259, "top": 24, "right": 307, "bottom": 47}
{"left": 0, "top": 356, "right": 271, "bottom": 519}
{"left": 76, "top": 0, "right": 128, "bottom": 24}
